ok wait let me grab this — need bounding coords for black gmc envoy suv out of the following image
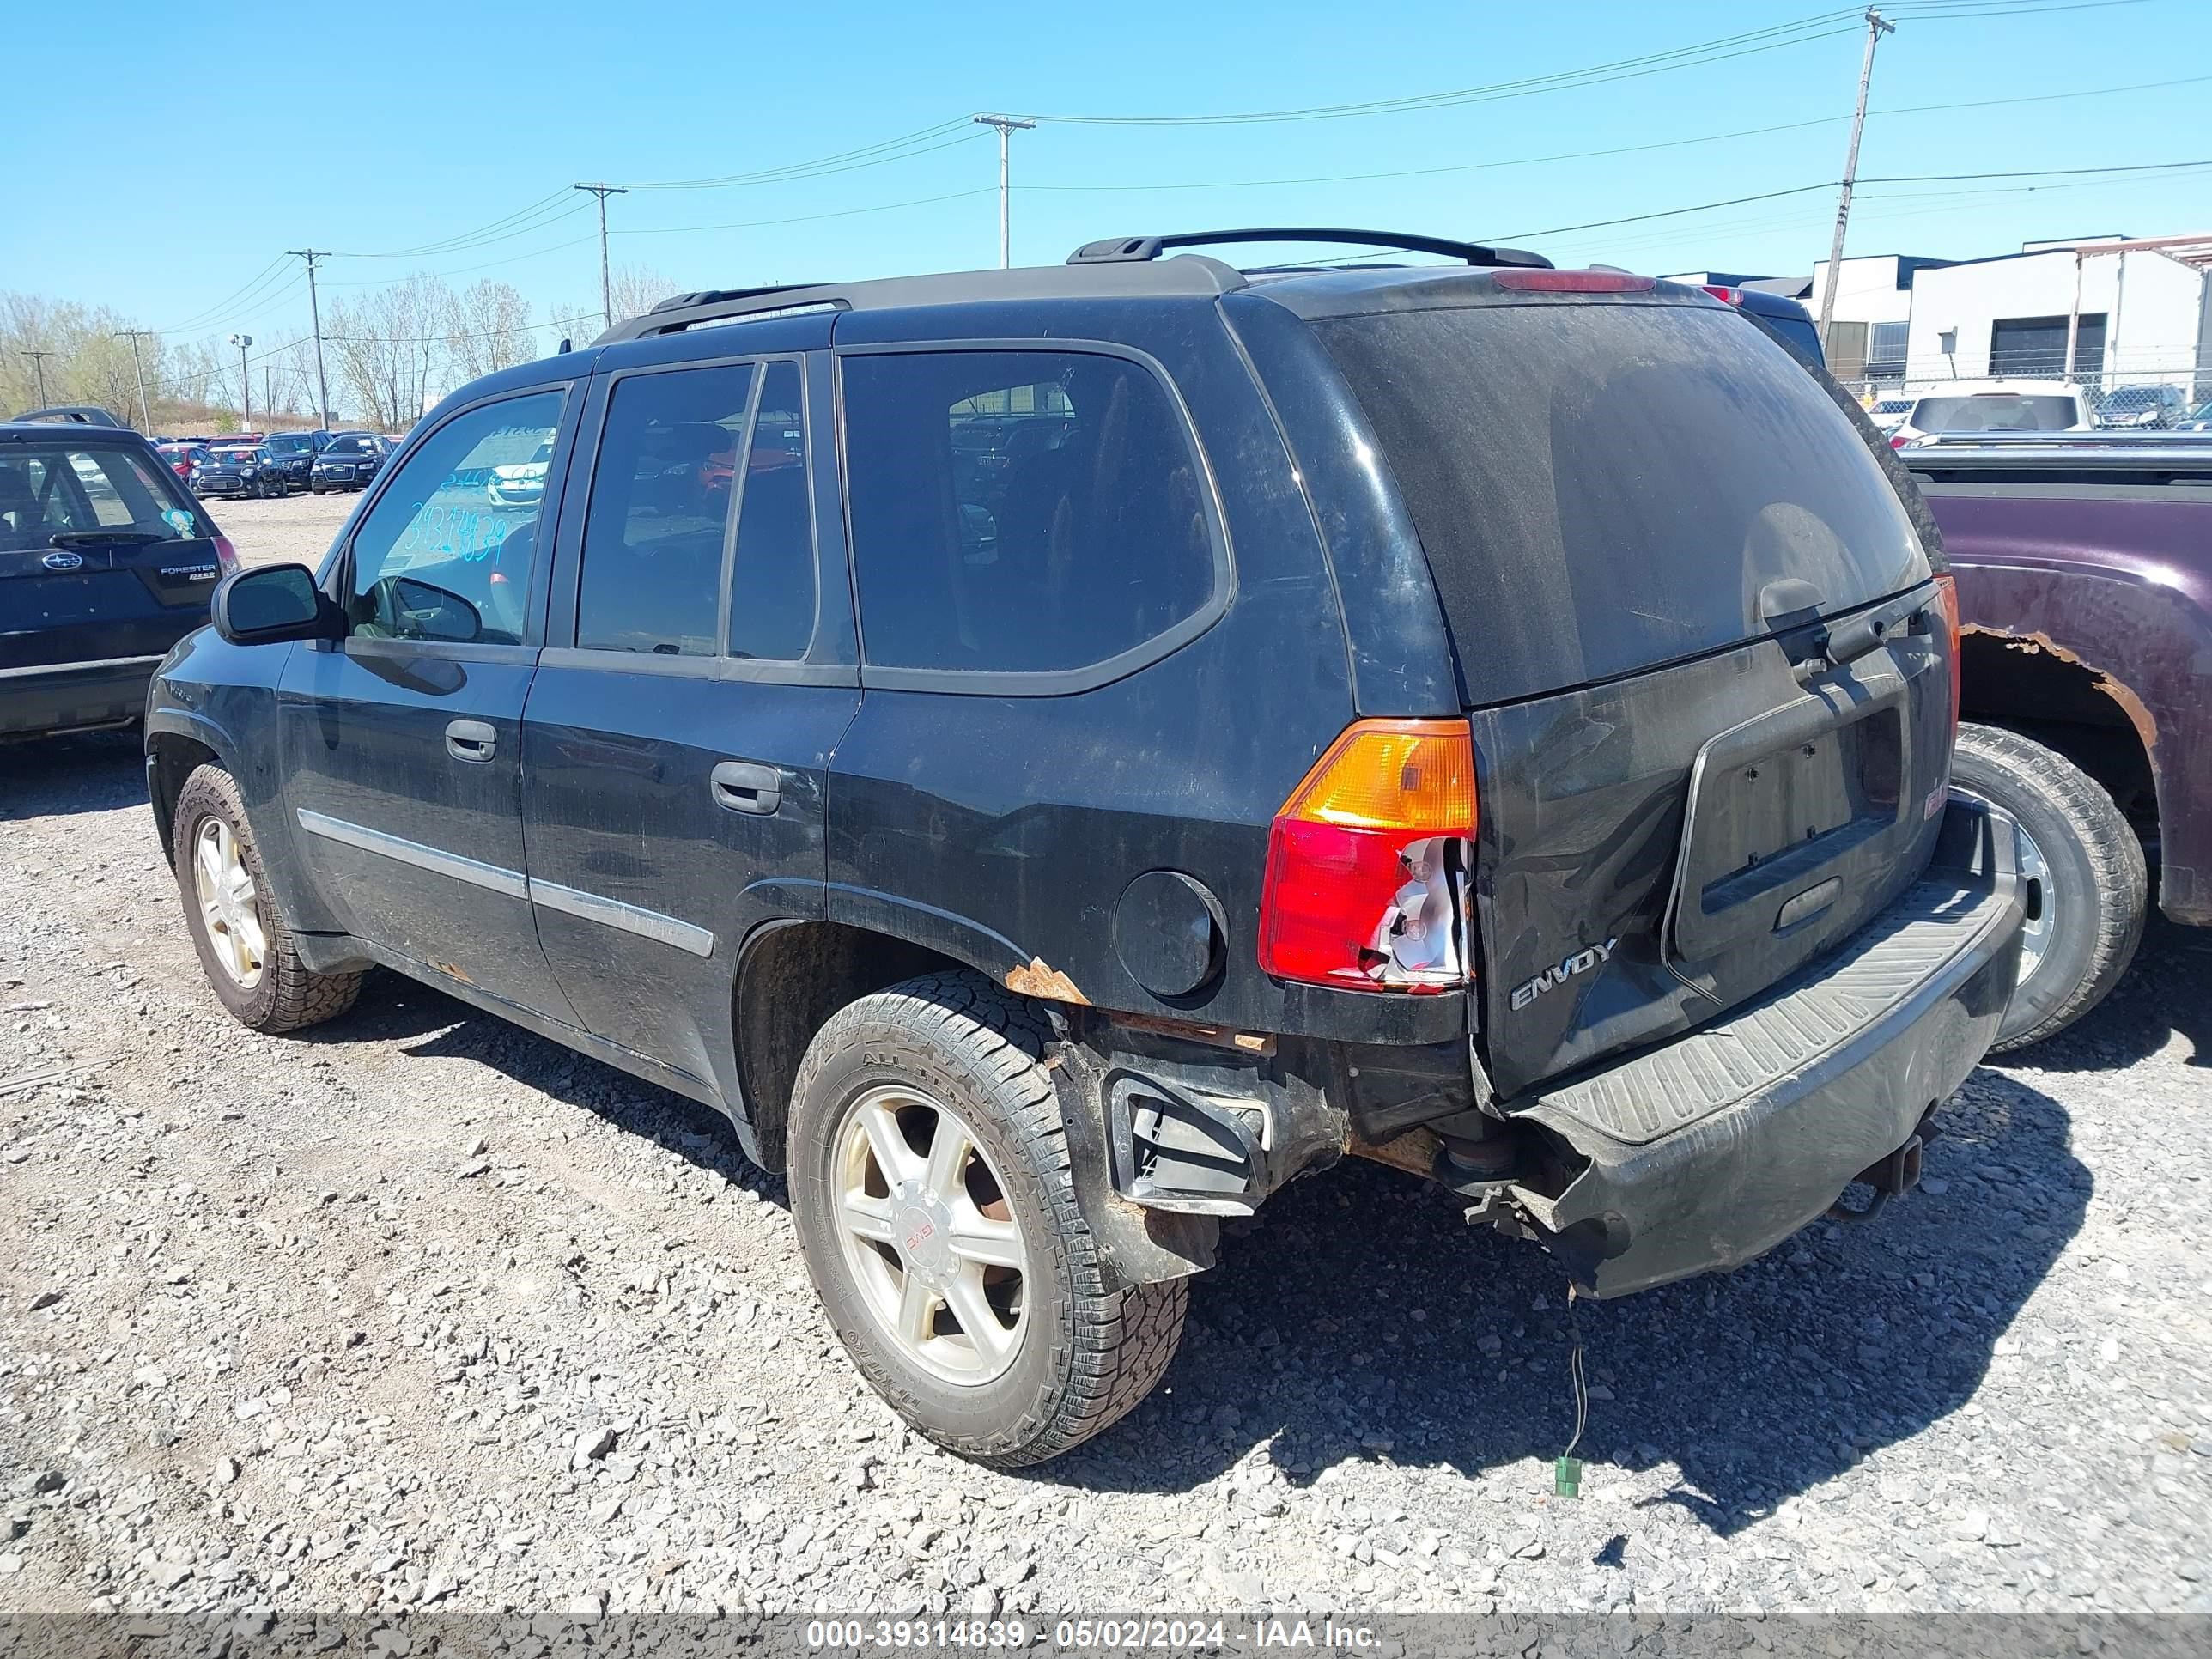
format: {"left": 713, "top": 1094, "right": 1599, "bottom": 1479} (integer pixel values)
{"left": 147, "top": 228, "right": 2026, "bottom": 1466}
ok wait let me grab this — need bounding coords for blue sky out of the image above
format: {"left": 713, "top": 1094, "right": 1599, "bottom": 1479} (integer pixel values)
{"left": 12, "top": 0, "right": 2207, "bottom": 343}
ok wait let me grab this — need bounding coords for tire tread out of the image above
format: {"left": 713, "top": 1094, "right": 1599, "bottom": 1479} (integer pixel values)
{"left": 790, "top": 972, "right": 1187, "bottom": 1468}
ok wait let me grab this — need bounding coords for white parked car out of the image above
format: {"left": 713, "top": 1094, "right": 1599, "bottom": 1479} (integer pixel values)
{"left": 1892, "top": 380, "right": 2094, "bottom": 447}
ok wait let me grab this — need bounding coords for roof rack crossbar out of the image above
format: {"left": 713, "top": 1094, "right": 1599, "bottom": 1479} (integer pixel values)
{"left": 596, "top": 283, "right": 850, "bottom": 344}
{"left": 1066, "top": 228, "right": 1553, "bottom": 271}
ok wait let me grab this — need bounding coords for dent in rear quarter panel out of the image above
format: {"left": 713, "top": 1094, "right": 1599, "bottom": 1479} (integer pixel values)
{"left": 1936, "top": 489, "right": 2212, "bottom": 922}
{"left": 825, "top": 296, "right": 1459, "bottom": 1045}
{"left": 145, "top": 627, "right": 341, "bottom": 934}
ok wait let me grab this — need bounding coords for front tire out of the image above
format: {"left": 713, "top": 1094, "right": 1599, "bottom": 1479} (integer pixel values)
{"left": 1951, "top": 723, "right": 2148, "bottom": 1052}
{"left": 173, "top": 763, "right": 362, "bottom": 1032}
{"left": 787, "top": 972, "right": 1187, "bottom": 1467}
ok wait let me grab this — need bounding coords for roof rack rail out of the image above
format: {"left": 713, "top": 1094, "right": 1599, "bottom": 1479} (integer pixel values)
{"left": 1066, "top": 228, "right": 1553, "bottom": 270}
{"left": 596, "top": 283, "right": 848, "bottom": 344}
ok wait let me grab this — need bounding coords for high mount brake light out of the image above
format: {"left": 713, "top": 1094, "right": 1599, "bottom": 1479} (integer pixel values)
{"left": 1257, "top": 720, "right": 1479, "bottom": 994}
{"left": 1494, "top": 270, "right": 1656, "bottom": 294}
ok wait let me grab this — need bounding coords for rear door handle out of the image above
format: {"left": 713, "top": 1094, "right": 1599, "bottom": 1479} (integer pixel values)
{"left": 445, "top": 720, "right": 497, "bottom": 763}
{"left": 711, "top": 759, "right": 781, "bottom": 816}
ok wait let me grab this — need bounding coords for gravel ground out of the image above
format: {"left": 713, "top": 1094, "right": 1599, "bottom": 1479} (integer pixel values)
{"left": 203, "top": 489, "right": 357, "bottom": 570}
{"left": 2, "top": 730, "right": 2209, "bottom": 1621}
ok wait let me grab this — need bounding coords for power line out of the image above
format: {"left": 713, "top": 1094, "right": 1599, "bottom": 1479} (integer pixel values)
{"left": 623, "top": 119, "right": 981, "bottom": 190}
{"left": 612, "top": 187, "right": 997, "bottom": 238}
{"left": 1018, "top": 70, "right": 2212, "bottom": 198}
{"left": 1496, "top": 155, "right": 2212, "bottom": 242}
{"left": 1024, "top": 10, "right": 1872, "bottom": 125}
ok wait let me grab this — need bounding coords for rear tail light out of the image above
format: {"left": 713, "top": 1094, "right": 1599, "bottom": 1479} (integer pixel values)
{"left": 212, "top": 536, "right": 239, "bottom": 575}
{"left": 1700, "top": 284, "right": 1746, "bottom": 306}
{"left": 1257, "top": 720, "right": 1478, "bottom": 994}
{"left": 1493, "top": 269, "right": 1656, "bottom": 294}
{"left": 1889, "top": 434, "right": 1910, "bottom": 449}
{"left": 1933, "top": 574, "right": 1962, "bottom": 739}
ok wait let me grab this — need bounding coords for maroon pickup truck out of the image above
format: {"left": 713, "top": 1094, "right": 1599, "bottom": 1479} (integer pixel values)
{"left": 1903, "top": 437, "right": 2211, "bottom": 1049}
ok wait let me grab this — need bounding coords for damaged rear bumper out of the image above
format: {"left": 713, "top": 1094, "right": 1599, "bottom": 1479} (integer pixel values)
{"left": 1501, "top": 794, "right": 2026, "bottom": 1297}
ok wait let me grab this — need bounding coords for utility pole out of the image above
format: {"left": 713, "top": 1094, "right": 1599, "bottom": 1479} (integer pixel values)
{"left": 288, "top": 249, "right": 332, "bottom": 432}
{"left": 1815, "top": 8, "right": 1895, "bottom": 349}
{"left": 229, "top": 334, "right": 254, "bottom": 431}
{"left": 973, "top": 115, "right": 1036, "bottom": 269}
{"left": 573, "top": 184, "right": 629, "bottom": 331}
{"left": 20, "top": 349, "right": 52, "bottom": 408}
{"left": 117, "top": 331, "right": 156, "bottom": 431}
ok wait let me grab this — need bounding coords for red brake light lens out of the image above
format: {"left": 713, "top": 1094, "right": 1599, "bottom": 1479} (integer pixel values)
{"left": 1257, "top": 720, "right": 1479, "bottom": 994}
{"left": 212, "top": 536, "right": 239, "bottom": 575}
{"left": 1494, "top": 269, "right": 1656, "bottom": 294}
{"left": 1700, "top": 284, "right": 1746, "bottom": 306}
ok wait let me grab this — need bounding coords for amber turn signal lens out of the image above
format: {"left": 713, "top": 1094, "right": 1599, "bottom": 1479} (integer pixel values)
{"left": 1278, "top": 720, "right": 1476, "bottom": 833}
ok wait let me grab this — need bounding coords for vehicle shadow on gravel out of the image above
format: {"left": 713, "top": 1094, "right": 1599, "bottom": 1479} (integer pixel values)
{"left": 1055, "top": 1066, "right": 2088, "bottom": 1537}
{"left": 0, "top": 731, "right": 147, "bottom": 820}
{"left": 1987, "top": 915, "right": 2210, "bottom": 1073}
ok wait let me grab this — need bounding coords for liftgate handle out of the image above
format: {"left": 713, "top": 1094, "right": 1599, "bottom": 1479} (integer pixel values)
{"left": 711, "top": 759, "right": 781, "bottom": 816}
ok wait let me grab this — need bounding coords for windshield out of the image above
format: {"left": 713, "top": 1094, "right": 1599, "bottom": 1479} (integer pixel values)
{"left": 265, "top": 434, "right": 313, "bottom": 453}
{"left": 1910, "top": 393, "right": 2079, "bottom": 433}
{"left": 1314, "top": 300, "right": 1925, "bottom": 702}
{"left": 325, "top": 437, "right": 373, "bottom": 456}
{"left": 0, "top": 443, "right": 206, "bottom": 550}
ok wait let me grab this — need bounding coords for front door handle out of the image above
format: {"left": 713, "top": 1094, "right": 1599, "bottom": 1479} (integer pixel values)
{"left": 445, "top": 720, "right": 497, "bottom": 763}
{"left": 711, "top": 759, "right": 781, "bottom": 816}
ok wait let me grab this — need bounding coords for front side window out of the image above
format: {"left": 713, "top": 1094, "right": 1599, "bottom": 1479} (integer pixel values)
{"left": 575, "top": 364, "right": 756, "bottom": 657}
{"left": 345, "top": 391, "right": 562, "bottom": 646}
{"left": 841, "top": 349, "right": 1217, "bottom": 675}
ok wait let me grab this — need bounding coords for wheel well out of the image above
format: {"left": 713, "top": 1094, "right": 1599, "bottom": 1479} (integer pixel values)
{"left": 732, "top": 921, "right": 963, "bottom": 1173}
{"left": 146, "top": 733, "right": 220, "bottom": 865}
{"left": 1956, "top": 631, "right": 2158, "bottom": 830}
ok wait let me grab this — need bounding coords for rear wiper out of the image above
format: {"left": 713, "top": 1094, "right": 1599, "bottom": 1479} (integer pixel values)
{"left": 49, "top": 530, "right": 171, "bottom": 549}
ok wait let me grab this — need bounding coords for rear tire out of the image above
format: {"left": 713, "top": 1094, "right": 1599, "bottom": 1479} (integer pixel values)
{"left": 173, "top": 763, "right": 362, "bottom": 1033}
{"left": 787, "top": 972, "right": 1187, "bottom": 1467}
{"left": 1950, "top": 723, "right": 2147, "bottom": 1052}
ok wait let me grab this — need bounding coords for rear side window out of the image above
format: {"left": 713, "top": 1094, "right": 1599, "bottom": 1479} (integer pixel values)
{"left": 841, "top": 349, "right": 1218, "bottom": 677}
{"left": 727, "top": 361, "right": 816, "bottom": 661}
{"left": 0, "top": 444, "right": 199, "bottom": 550}
{"left": 576, "top": 364, "right": 757, "bottom": 657}
{"left": 1313, "top": 302, "right": 1926, "bottom": 702}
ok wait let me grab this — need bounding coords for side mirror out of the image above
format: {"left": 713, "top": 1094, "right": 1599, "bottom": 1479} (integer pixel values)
{"left": 388, "top": 577, "right": 483, "bottom": 643}
{"left": 211, "top": 563, "right": 343, "bottom": 646}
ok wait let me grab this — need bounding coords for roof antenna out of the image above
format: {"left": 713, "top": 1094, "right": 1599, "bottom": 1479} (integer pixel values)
{"left": 556, "top": 337, "right": 573, "bottom": 355}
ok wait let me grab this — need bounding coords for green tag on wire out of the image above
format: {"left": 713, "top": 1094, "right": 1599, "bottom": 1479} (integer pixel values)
{"left": 1554, "top": 1455, "right": 1583, "bottom": 1499}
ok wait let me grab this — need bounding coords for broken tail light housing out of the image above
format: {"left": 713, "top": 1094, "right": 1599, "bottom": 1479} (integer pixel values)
{"left": 1257, "top": 720, "right": 1478, "bottom": 994}
{"left": 212, "top": 536, "right": 239, "bottom": 576}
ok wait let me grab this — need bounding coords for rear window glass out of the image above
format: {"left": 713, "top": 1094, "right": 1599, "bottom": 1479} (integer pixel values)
{"left": 1910, "top": 394, "right": 2078, "bottom": 433}
{"left": 842, "top": 349, "right": 1218, "bottom": 677}
{"left": 0, "top": 444, "right": 201, "bottom": 551}
{"left": 1312, "top": 301, "right": 1925, "bottom": 701}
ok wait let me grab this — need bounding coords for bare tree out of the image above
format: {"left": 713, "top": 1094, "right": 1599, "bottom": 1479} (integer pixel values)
{"left": 325, "top": 275, "right": 450, "bottom": 432}
{"left": 547, "top": 263, "right": 678, "bottom": 341}
{"left": 444, "top": 280, "right": 538, "bottom": 384}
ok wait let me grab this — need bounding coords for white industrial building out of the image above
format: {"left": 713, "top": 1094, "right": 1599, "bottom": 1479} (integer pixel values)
{"left": 1679, "top": 234, "right": 2212, "bottom": 401}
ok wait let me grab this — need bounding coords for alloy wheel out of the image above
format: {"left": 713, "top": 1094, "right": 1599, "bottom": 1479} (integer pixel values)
{"left": 191, "top": 817, "right": 265, "bottom": 989}
{"left": 831, "top": 1084, "right": 1030, "bottom": 1385}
